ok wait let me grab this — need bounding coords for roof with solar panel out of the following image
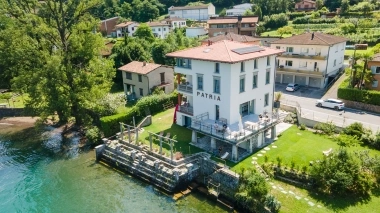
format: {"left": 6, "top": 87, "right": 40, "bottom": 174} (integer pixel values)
{"left": 166, "top": 40, "right": 284, "bottom": 63}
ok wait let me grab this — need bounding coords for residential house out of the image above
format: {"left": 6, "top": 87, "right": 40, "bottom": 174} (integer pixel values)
{"left": 118, "top": 61, "right": 174, "bottom": 100}
{"left": 166, "top": 40, "right": 284, "bottom": 161}
{"left": 253, "top": 36, "right": 282, "bottom": 47}
{"left": 114, "top": 21, "right": 139, "bottom": 38}
{"left": 207, "top": 16, "right": 258, "bottom": 37}
{"left": 270, "top": 32, "right": 347, "bottom": 88}
{"left": 99, "top": 17, "right": 119, "bottom": 37}
{"left": 201, "top": 32, "right": 261, "bottom": 45}
{"left": 147, "top": 22, "right": 170, "bottom": 38}
{"left": 226, "top": 3, "right": 253, "bottom": 16}
{"left": 161, "top": 17, "right": 187, "bottom": 30}
{"left": 367, "top": 53, "right": 380, "bottom": 90}
{"left": 168, "top": 3, "right": 215, "bottom": 21}
{"left": 295, "top": 0, "right": 317, "bottom": 12}
{"left": 186, "top": 27, "right": 208, "bottom": 38}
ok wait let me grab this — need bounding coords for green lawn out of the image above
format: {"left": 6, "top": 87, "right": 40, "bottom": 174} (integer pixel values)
{"left": 344, "top": 46, "right": 374, "bottom": 57}
{"left": 138, "top": 108, "right": 203, "bottom": 156}
{"left": 0, "top": 92, "right": 27, "bottom": 108}
{"left": 261, "top": 30, "right": 294, "bottom": 38}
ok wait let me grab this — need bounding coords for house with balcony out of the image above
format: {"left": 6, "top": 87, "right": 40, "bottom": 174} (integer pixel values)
{"left": 207, "top": 16, "right": 258, "bottom": 37}
{"left": 295, "top": 0, "right": 316, "bottom": 11}
{"left": 147, "top": 22, "right": 170, "bottom": 38}
{"left": 367, "top": 53, "right": 380, "bottom": 90}
{"left": 161, "top": 17, "right": 187, "bottom": 30}
{"left": 270, "top": 32, "right": 347, "bottom": 88}
{"left": 166, "top": 40, "right": 284, "bottom": 162}
{"left": 226, "top": 3, "right": 253, "bottom": 16}
{"left": 114, "top": 21, "right": 139, "bottom": 38}
{"left": 118, "top": 61, "right": 174, "bottom": 100}
{"left": 168, "top": 3, "right": 215, "bottom": 21}
{"left": 99, "top": 17, "right": 119, "bottom": 37}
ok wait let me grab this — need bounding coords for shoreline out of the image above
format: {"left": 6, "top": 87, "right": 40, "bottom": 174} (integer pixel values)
{"left": 0, "top": 117, "right": 38, "bottom": 134}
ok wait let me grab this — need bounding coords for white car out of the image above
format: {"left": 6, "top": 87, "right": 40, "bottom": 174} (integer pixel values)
{"left": 316, "top": 98, "right": 345, "bottom": 110}
{"left": 285, "top": 83, "right": 300, "bottom": 92}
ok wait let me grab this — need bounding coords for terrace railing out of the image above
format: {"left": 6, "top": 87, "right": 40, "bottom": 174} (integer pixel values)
{"left": 276, "top": 67, "right": 324, "bottom": 76}
{"left": 178, "top": 105, "right": 194, "bottom": 115}
{"left": 279, "top": 53, "right": 326, "bottom": 60}
{"left": 177, "top": 84, "right": 193, "bottom": 93}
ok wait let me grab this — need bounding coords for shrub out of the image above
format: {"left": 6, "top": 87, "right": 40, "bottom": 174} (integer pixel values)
{"left": 263, "top": 13, "right": 288, "bottom": 29}
{"left": 334, "top": 134, "right": 361, "bottom": 147}
{"left": 338, "top": 82, "right": 380, "bottom": 105}
{"left": 85, "top": 126, "right": 102, "bottom": 145}
{"left": 343, "top": 122, "right": 365, "bottom": 138}
{"left": 264, "top": 194, "right": 281, "bottom": 213}
{"left": 313, "top": 121, "right": 337, "bottom": 135}
{"left": 300, "top": 124, "right": 306, "bottom": 130}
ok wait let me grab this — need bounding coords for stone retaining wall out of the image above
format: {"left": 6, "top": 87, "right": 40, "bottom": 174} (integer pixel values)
{"left": 0, "top": 108, "right": 28, "bottom": 118}
{"left": 341, "top": 99, "right": 380, "bottom": 114}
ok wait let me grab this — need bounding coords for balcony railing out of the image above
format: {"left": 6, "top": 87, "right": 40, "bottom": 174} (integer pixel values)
{"left": 276, "top": 67, "right": 324, "bottom": 76}
{"left": 279, "top": 53, "right": 326, "bottom": 60}
{"left": 177, "top": 84, "right": 193, "bottom": 93}
{"left": 178, "top": 105, "right": 193, "bottom": 115}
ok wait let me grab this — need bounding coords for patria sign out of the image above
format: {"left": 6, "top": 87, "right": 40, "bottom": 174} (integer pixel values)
{"left": 197, "top": 91, "right": 221, "bottom": 101}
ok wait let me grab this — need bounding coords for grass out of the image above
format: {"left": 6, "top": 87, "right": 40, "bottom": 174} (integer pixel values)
{"left": 0, "top": 92, "right": 27, "bottom": 108}
{"left": 344, "top": 46, "right": 374, "bottom": 57}
{"left": 138, "top": 108, "right": 203, "bottom": 156}
{"left": 261, "top": 30, "right": 294, "bottom": 38}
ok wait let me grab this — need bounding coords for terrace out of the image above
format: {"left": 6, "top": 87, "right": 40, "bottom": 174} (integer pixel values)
{"left": 279, "top": 53, "right": 327, "bottom": 60}
{"left": 276, "top": 67, "right": 324, "bottom": 76}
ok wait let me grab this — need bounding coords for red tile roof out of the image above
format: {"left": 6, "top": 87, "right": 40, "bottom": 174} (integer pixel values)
{"left": 118, "top": 61, "right": 162, "bottom": 74}
{"left": 166, "top": 40, "right": 284, "bottom": 63}
{"left": 371, "top": 53, "right": 380, "bottom": 62}
{"left": 271, "top": 32, "right": 347, "bottom": 45}
{"left": 203, "top": 32, "right": 260, "bottom": 43}
{"left": 207, "top": 16, "right": 259, "bottom": 24}
{"left": 147, "top": 22, "right": 170, "bottom": 27}
{"left": 115, "top": 21, "right": 137, "bottom": 29}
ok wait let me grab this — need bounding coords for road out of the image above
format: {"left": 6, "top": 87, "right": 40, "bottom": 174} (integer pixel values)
{"left": 275, "top": 84, "right": 380, "bottom": 133}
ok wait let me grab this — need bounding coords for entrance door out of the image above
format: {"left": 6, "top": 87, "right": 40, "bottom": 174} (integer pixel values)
{"left": 215, "top": 105, "right": 220, "bottom": 121}
{"left": 160, "top": 72, "right": 165, "bottom": 84}
{"left": 184, "top": 116, "right": 192, "bottom": 127}
{"left": 240, "top": 102, "right": 249, "bottom": 116}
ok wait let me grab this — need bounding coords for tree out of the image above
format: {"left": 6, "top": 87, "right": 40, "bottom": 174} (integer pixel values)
{"left": 134, "top": 23, "right": 155, "bottom": 42}
{"left": 243, "top": 8, "right": 254, "bottom": 16}
{"left": 4, "top": 0, "right": 115, "bottom": 125}
{"left": 359, "top": 53, "right": 372, "bottom": 90}
{"left": 276, "top": 26, "right": 294, "bottom": 36}
{"left": 324, "top": 0, "right": 341, "bottom": 11}
{"left": 316, "top": 0, "right": 324, "bottom": 10}
{"left": 340, "top": 0, "right": 350, "bottom": 14}
{"left": 219, "top": 8, "right": 227, "bottom": 17}
{"left": 360, "top": 2, "right": 375, "bottom": 16}
{"left": 132, "top": 0, "right": 160, "bottom": 22}
{"left": 253, "top": 6, "right": 263, "bottom": 21}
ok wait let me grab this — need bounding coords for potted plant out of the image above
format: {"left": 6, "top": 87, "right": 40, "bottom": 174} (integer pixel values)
{"left": 273, "top": 92, "right": 282, "bottom": 108}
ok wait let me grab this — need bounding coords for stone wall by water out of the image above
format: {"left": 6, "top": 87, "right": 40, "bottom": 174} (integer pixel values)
{"left": 0, "top": 108, "right": 34, "bottom": 118}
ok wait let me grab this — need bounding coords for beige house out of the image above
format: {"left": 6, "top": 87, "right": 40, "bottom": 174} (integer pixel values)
{"left": 207, "top": 16, "right": 258, "bottom": 37}
{"left": 295, "top": 0, "right": 316, "bottom": 12}
{"left": 367, "top": 53, "right": 380, "bottom": 90}
{"left": 118, "top": 61, "right": 174, "bottom": 100}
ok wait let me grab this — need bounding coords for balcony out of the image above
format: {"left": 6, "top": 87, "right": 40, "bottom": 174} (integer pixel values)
{"left": 240, "top": 27, "right": 256, "bottom": 31}
{"left": 177, "top": 84, "right": 193, "bottom": 94}
{"left": 280, "top": 53, "right": 326, "bottom": 60}
{"left": 276, "top": 67, "right": 324, "bottom": 76}
{"left": 178, "top": 105, "right": 193, "bottom": 115}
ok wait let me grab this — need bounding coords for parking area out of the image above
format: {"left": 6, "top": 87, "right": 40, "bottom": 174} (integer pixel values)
{"left": 275, "top": 83, "right": 325, "bottom": 99}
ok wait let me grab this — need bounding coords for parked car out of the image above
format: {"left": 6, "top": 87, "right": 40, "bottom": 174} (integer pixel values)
{"left": 316, "top": 98, "right": 345, "bottom": 110}
{"left": 285, "top": 83, "right": 300, "bottom": 92}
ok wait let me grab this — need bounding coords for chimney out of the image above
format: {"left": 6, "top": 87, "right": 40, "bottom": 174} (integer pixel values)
{"left": 208, "top": 40, "right": 211, "bottom": 46}
{"left": 143, "top": 61, "right": 146, "bottom": 66}
{"left": 311, "top": 32, "right": 314, "bottom": 40}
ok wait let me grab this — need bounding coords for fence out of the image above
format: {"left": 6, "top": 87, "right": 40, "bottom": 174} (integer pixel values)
{"left": 281, "top": 100, "right": 380, "bottom": 133}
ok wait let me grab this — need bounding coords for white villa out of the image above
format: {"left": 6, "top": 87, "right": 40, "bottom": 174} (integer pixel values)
{"left": 226, "top": 3, "right": 253, "bottom": 16}
{"left": 147, "top": 22, "right": 170, "bottom": 38}
{"left": 168, "top": 4, "right": 215, "bottom": 21}
{"left": 161, "top": 17, "right": 187, "bottom": 30}
{"left": 270, "top": 32, "right": 347, "bottom": 88}
{"left": 166, "top": 40, "right": 284, "bottom": 161}
{"left": 114, "top": 21, "right": 139, "bottom": 38}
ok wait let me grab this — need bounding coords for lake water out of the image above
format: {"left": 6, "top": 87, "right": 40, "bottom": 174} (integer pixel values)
{"left": 0, "top": 127, "right": 229, "bottom": 213}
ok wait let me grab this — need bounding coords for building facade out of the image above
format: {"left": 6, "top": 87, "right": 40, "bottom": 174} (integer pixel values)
{"left": 119, "top": 61, "right": 174, "bottom": 100}
{"left": 207, "top": 16, "right": 258, "bottom": 37}
{"left": 99, "top": 17, "right": 119, "bottom": 37}
{"left": 270, "top": 32, "right": 347, "bottom": 88}
{"left": 168, "top": 4, "right": 215, "bottom": 21}
{"left": 186, "top": 27, "right": 208, "bottom": 38}
{"left": 114, "top": 21, "right": 139, "bottom": 38}
{"left": 367, "top": 53, "right": 380, "bottom": 90}
{"left": 167, "top": 40, "right": 283, "bottom": 161}
{"left": 147, "top": 22, "right": 170, "bottom": 38}
{"left": 226, "top": 3, "right": 253, "bottom": 16}
{"left": 295, "top": 0, "right": 317, "bottom": 11}
{"left": 161, "top": 17, "right": 187, "bottom": 30}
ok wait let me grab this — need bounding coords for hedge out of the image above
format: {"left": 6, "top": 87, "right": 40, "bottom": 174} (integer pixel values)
{"left": 286, "top": 11, "right": 312, "bottom": 20}
{"left": 292, "top": 17, "right": 339, "bottom": 24}
{"left": 100, "top": 91, "right": 178, "bottom": 137}
{"left": 337, "top": 82, "right": 380, "bottom": 105}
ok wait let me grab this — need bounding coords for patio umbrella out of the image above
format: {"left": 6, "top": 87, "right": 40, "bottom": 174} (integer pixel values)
{"left": 238, "top": 116, "right": 244, "bottom": 132}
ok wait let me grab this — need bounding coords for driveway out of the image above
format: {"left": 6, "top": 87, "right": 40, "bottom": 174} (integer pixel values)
{"left": 275, "top": 83, "right": 324, "bottom": 99}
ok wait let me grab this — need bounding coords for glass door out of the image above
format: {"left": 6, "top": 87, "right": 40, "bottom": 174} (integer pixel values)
{"left": 240, "top": 102, "right": 249, "bottom": 116}
{"left": 215, "top": 105, "right": 220, "bottom": 121}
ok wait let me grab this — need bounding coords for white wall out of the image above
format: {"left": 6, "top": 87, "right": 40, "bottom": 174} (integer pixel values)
{"left": 151, "top": 26, "right": 170, "bottom": 38}
{"left": 186, "top": 27, "right": 208, "bottom": 37}
{"left": 115, "top": 23, "right": 139, "bottom": 38}
{"left": 325, "top": 42, "right": 345, "bottom": 76}
{"left": 169, "top": 4, "right": 215, "bottom": 21}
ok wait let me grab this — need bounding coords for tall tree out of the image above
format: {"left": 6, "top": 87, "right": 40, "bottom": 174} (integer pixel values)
{"left": 134, "top": 23, "right": 155, "bottom": 42}
{"left": 340, "top": 0, "right": 350, "bottom": 14}
{"left": 359, "top": 53, "right": 372, "bottom": 90}
{"left": 3, "top": 0, "right": 115, "bottom": 125}
{"left": 316, "top": 0, "right": 324, "bottom": 10}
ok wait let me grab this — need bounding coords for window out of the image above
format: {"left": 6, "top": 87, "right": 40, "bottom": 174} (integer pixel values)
{"left": 333, "top": 59, "right": 336, "bottom": 66}
{"left": 139, "top": 88, "right": 143, "bottom": 96}
{"left": 299, "top": 61, "right": 307, "bottom": 68}
{"left": 239, "top": 76, "right": 245, "bottom": 93}
{"left": 286, "top": 47, "right": 293, "bottom": 53}
{"left": 176, "top": 58, "right": 192, "bottom": 69}
{"left": 373, "top": 80, "right": 379, "bottom": 88}
{"left": 170, "top": 11, "right": 175, "bottom": 14}
{"left": 132, "top": 27, "right": 134, "bottom": 31}
{"left": 215, "top": 63, "right": 220, "bottom": 73}
{"left": 252, "top": 72, "right": 258, "bottom": 88}
{"left": 376, "top": 67, "right": 380, "bottom": 74}
{"left": 276, "top": 46, "right": 280, "bottom": 49}
{"left": 264, "top": 93, "right": 269, "bottom": 106}
{"left": 254, "top": 59, "right": 258, "bottom": 69}
{"left": 197, "top": 74, "right": 203, "bottom": 90}
{"left": 158, "top": 28, "right": 161, "bottom": 31}
{"left": 301, "top": 48, "right": 309, "bottom": 53}
{"left": 241, "top": 62, "right": 244, "bottom": 72}
{"left": 182, "top": 22, "right": 185, "bottom": 25}
{"left": 213, "top": 77, "right": 220, "bottom": 94}
{"left": 138, "top": 74, "right": 142, "bottom": 82}
{"left": 164, "top": 28, "right": 166, "bottom": 31}
{"left": 265, "top": 71, "right": 270, "bottom": 84}
{"left": 267, "top": 57, "right": 270, "bottom": 66}
{"left": 126, "top": 72, "right": 132, "bottom": 80}
{"left": 160, "top": 72, "right": 165, "bottom": 84}
{"left": 285, "top": 60, "right": 293, "bottom": 66}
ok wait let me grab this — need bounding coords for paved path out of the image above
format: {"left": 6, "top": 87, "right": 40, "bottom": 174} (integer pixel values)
{"left": 322, "top": 74, "right": 347, "bottom": 100}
